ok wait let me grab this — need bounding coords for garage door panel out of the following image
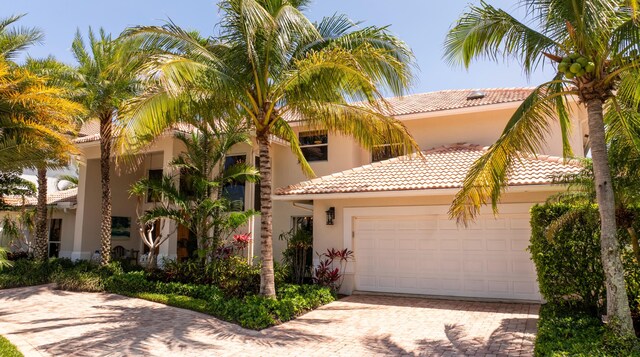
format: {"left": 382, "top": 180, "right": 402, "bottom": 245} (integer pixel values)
{"left": 485, "top": 218, "right": 509, "bottom": 229}
{"left": 486, "top": 239, "right": 508, "bottom": 251}
{"left": 463, "top": 258, "right": 484, "bottom": 273}
{"left": 440, "top": 239, "right": 461, "bottom": 251}
{"left": 462, "top": 239, "right": 484, "bottom": 251}
{"left": 486, "top": 258, "right": 509, "bottom": 274}
{"left": 464, "top": 279, "right": 485, "bottom": 292}
{"left": 353, "top": 212, "right": 540, "bottom": 301}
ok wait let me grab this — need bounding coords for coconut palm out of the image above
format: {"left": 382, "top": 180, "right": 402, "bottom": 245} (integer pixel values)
{"left": 22, "top": 57, "right": 81, "bottom": 261}
{"left": 445, "top": 0, "right": 640, "bottom": 334}
{"left": 72, "top": 28, "right": 140, "bottom": 265}
{"left": 120, "top": 0, "right": 418, "bottom": 297}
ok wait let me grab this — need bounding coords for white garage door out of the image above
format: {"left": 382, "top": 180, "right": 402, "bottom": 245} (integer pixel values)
{"left": 352, "top": 207, "right": 540, "bottom": 301}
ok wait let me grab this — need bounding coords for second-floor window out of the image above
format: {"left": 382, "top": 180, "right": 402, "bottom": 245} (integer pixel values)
{"left": 299, "top": 130, "right": 328, "bottom": 162}
{"left": 147, "top": 169, "right": 163, "bottom": 202}
{"left": 223, "top": 155, "right": 247, "bottom": 211}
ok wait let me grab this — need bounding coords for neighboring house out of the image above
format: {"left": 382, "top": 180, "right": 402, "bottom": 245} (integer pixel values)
{"left": 51, "top": 88, "right": 587, "bottom": 301}
{"left": 1, "top": 189, "right": 77, "bottom": 257}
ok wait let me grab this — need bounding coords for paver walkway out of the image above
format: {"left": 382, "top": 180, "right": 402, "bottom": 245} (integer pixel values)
{"left": 0, "top": 285, "right": 538, "bottom": 356}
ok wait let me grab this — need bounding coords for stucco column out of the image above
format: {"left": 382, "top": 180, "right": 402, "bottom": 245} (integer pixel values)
{"left": 71, "top": 159, "right": 89, "bottom": 260}
{"left": 158, "top": 140, "right": 177, "bottom": 261}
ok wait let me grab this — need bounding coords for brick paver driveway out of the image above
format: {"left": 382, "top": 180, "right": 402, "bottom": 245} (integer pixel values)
{"left": 0, "top": 285, "right": 538, "bottom": 356}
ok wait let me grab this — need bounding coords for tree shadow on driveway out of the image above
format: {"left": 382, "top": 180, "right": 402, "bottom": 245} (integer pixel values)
{"left": 363, "top": 317, "right": 537, "bottom": 356}
{"left": 0, "top": 286, "right": 330, "bottom": 356}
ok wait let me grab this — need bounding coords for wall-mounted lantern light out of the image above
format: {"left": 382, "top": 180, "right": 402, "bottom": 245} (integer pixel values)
{"left": 326, "top": 207, "right": 335, "bottom": 225}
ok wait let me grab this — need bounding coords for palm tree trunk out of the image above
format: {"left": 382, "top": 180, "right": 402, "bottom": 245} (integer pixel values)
{"left": 34, "top": 166, "right": 48, "bottom": 260}
{"left": 99, "top": 114, "right": 113, "bottom": 265}
{"left": 587, "top": 98, "right": 634, "bottom": 334}
{"left": 257, "top": 133, "right": 276, "bottom": 298}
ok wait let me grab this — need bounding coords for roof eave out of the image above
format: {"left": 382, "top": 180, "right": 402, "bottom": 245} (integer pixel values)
{"left": 272, "top": 184, "right": 565, "bottom": 201}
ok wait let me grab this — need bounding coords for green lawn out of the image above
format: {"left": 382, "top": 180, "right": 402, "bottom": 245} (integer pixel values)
{"left": 0, "top": 335, "right": 23, "bottom": 357}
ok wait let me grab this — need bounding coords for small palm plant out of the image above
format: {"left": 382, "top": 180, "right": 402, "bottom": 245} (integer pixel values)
{"left": 129, "top": 117, "right": 258, "bottom": 268}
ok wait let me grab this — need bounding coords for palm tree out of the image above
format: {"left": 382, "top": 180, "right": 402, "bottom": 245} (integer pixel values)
{"left": 129, "top": 115, "right": 258, "bottom": 268}
{"left": 72, "top": 28, "right": 140, "bottom": 265}
{"left": 120, "top": 0, "right": 418, "bottom": 298}
{"left": 22, "top": 57, "right": 81, "bottom": 261}
{"left": 0, "top": 14, "right": 50, "bottom": 171}
{"left": 0, "top": 14, "right": 43, "bottom": 62}
{"left": 444, "top": 0, "right": 640, "bottom": 334}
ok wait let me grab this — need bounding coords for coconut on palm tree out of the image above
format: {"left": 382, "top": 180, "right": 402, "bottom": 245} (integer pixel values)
{"left": 72, "top": 28, "right": 140, "bottom": 265}
{"left": 445, "top": 0, "right": 640, "bottom": 334}
{"left": 119, "top": 0, "right": 419, "bottom": 298}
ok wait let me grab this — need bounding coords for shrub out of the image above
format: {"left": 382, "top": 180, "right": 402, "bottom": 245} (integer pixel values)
{"left": 530, "top": 203, "right": 640, "bottom": 313}
{"left": 151, "top": 257, "right": 289, "bottom": 298}
{"left": 529, "top": 204, "right": 605, "bottom": 311}
{"left": 103, "top": 271, "right": 335, "bottom": 329}
{"left": 279, "top": 228, "right": 313, "bottom": 284}
{"left": 52, "top": 270, "right": 104, "bottom": 292}
{"left": 313, "top": 248, "right": 353, "bottom": 293}
{"left": 0, "top": 335, "right": 22, "bottom": 357}
{"left": 535, "top": 303, "right": 640, "bottom": 356}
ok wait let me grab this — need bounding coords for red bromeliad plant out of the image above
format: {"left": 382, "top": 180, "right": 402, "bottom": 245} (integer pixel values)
{"left": 313, "top": 248, "right": 354, "bottom": 293}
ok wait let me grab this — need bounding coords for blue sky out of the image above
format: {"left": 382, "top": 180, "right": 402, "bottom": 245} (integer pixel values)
{"left": 4, "top": 0, "right": 554, "bottom": 94}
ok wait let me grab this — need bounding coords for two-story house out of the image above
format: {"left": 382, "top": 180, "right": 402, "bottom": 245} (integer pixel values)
{"left": 43, "top": 87, "right": 587, "bottom": 301}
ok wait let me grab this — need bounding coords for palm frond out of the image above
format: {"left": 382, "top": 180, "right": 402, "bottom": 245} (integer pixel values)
{"left": 449, "top": 78, "right": 575, "bottom": 224}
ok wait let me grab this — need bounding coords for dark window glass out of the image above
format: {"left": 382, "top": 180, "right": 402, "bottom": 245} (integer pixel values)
{"left": 299, "top": 131, "right": 328, "bottom": 161}
{"left": 254, "top": 156, "right": 261, "bottom": 211}
{"left": 147, "top": 169, "right": 163, "bottom": 202}
{"left": 48, "top": 219, "right": 62, "bottom": 258}
{"left": 179, "top": 168, "right": 196, "bottom": 198}
{"left": 223, "top": 155, "right": 247, "bottom": 211}
{"left": 292, "top": 216, "right": 313, "bottom": 234}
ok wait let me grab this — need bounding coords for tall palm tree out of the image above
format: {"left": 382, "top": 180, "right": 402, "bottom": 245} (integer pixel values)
{"left": 0, "top": 14, "right": 47, "bottom": 170}
{"left": 22, "top": 57, "right": 81, "bottom": 261}
{"left": 72, "top": 28, "right": 139, "bottom": 265}
{"left": 445, "top": 0, "right": 640, "bottom": 334}
{"left": 120, "top": 0, "right": 418, "bottom": 297}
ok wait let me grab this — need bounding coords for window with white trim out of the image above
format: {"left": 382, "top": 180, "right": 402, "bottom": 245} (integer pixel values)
{"left": 299, "top": 131, "right": 328, "bottom": 162}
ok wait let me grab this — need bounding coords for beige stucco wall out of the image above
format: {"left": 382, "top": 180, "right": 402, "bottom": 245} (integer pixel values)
{"left": 0, "top": 208, "right": 75, "bottom": 258}
{"left": 402, "top": 104, "right": 587, "bottom": 157}
{"left": 54, "top": 209, "right": 76, "bottom": 258}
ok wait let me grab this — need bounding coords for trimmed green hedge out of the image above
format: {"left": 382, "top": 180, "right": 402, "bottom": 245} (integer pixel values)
{"left": 529, "top": 203, "right": 640, "bottom": 312}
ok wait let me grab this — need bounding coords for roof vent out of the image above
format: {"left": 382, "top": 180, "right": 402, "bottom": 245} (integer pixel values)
{"left": 466, "top": 90, "right": 486, "bottom": 100}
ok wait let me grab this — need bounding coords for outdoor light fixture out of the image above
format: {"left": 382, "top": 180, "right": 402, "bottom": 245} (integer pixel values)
{"left": 326, "top": 207, "right": 335, "bottom": 225}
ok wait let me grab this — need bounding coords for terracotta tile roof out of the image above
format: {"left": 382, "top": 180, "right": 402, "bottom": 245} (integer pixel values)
{"left": 376, "top": 88, "right": 534, "bottom": 116}
{"left": 3, "top": 188, "right": 78, "bottom": 207}
{"left": 275, "top": 144, "right": 581, "bottom": 196}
